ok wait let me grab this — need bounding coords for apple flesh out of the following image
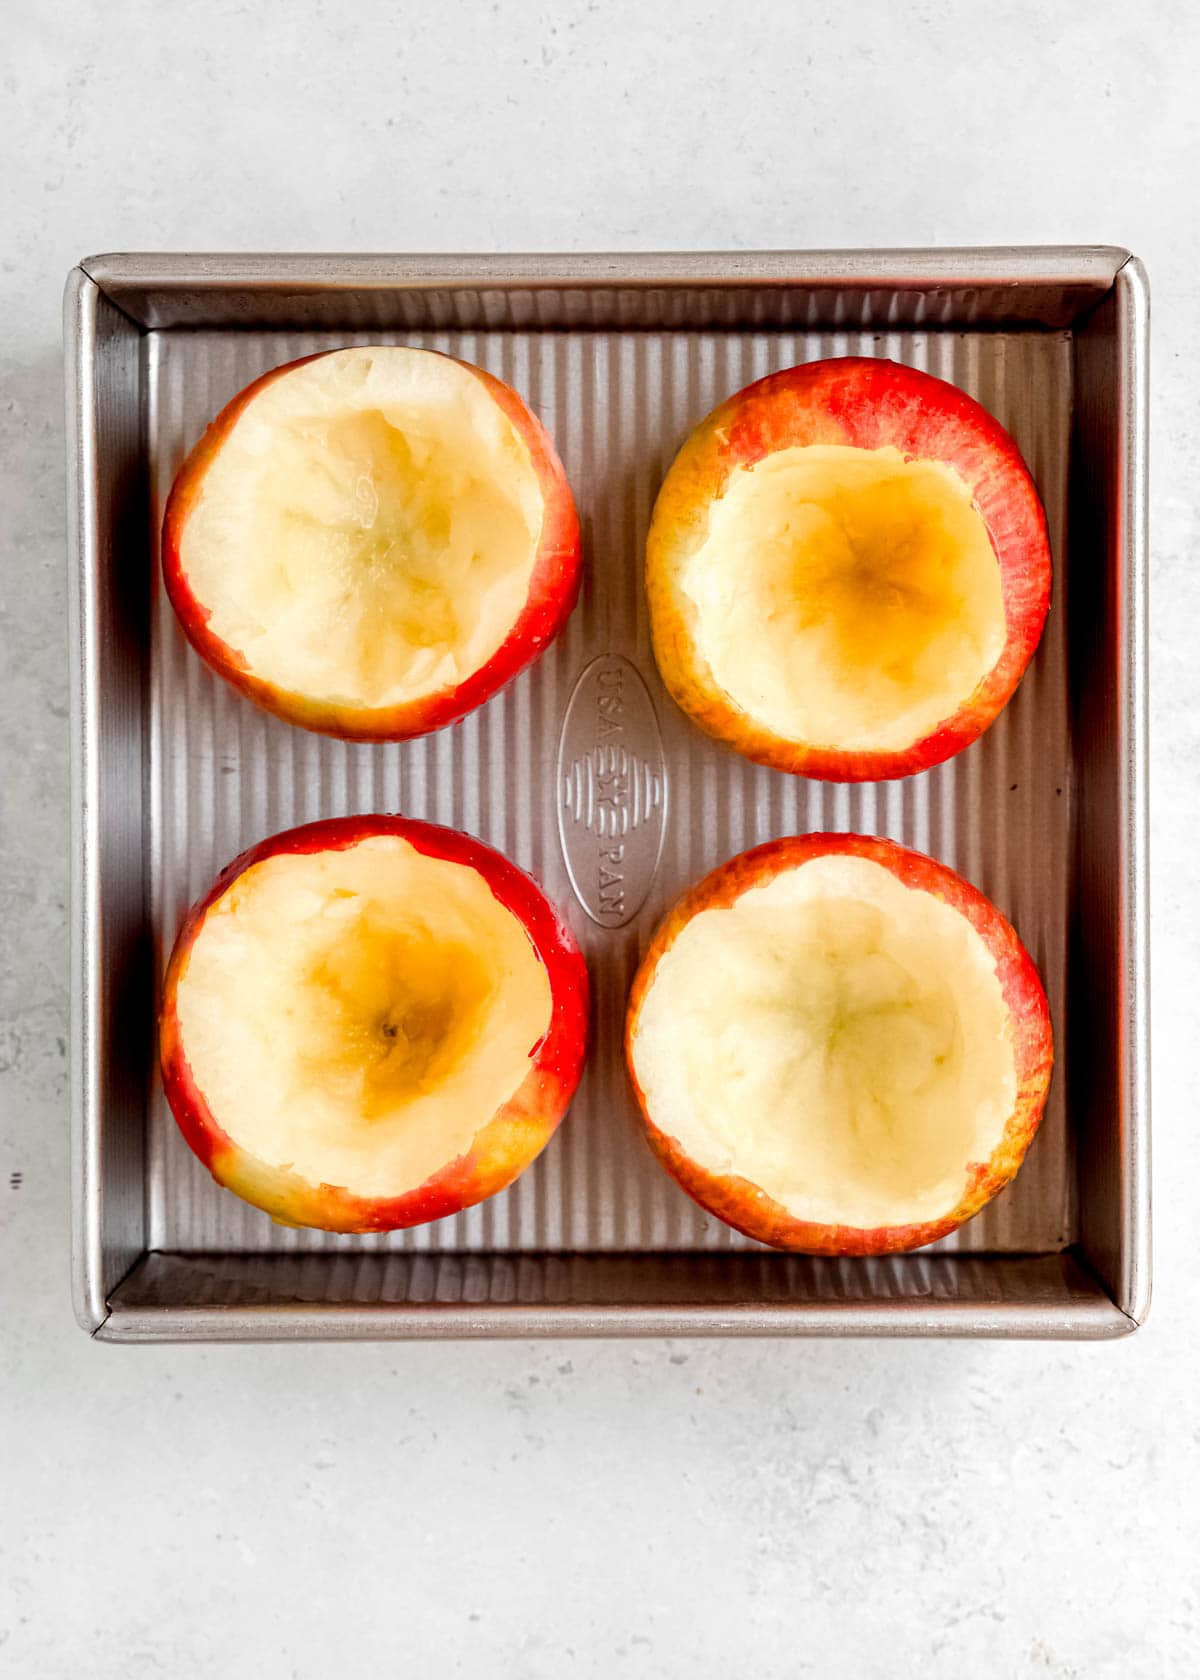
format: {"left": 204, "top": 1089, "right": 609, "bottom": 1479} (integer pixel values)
{"left": 647, "top": 357, "right": 1051, "bottom": 781}
{"left": 163, "top": 346, "right": 582, "bottom": 740}
{"left": 159, "top": 816, "right": 589, "bottom": 1232}
{"left": 625, "top": 833, "right": 1053, "bottom": 1255}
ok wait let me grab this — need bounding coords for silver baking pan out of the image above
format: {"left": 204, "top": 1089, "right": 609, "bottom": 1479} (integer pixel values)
{"left": 66, "top": 249, "right": 1149, "bottom": 1341}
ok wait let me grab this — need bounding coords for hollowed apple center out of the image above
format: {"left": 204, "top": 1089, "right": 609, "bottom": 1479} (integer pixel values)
{"left": 299, "top": 915, "right": 494, "bottom": 1116}
{"left": 173, "top": 836, "right": 553, "bottom": 1198}
{"left": 181, "top": 350, "right": 545, "bottom": 709}
{"left": 681, "top": 444, "right": 1006, "bottom": 751}
{"left": 630, "top": 855, "right": 1017, "bottom": 1229}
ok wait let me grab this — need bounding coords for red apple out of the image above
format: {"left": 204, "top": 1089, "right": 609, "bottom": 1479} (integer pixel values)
{"left": 625, "top": 833, "right": 1053, "bottom": 1255}
{"left": 160, "top": 815, "right": 589, "bottom": 1232}
{"left": 163, "top": 346, "right": 581, "bottom": 740}
{"left": 647, "top": 357, "right": 1051, "bottom": 781}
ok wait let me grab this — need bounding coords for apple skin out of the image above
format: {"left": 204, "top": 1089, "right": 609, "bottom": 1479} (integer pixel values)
{"left": 159, "top": 815, "right": 590, "bottom": 1233}
{"left": 647, "top": 357, "right": 1052, "bottom": 782}
{"left": 625, "top": 832, "right": 1054, "bottom": 1256}
{"left": 162, "top": 350, "right": 582, "bottom": 741}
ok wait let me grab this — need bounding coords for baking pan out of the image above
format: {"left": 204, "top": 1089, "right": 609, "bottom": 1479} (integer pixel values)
{"left": 66, "top": 249, "right": 1149, "bottom": 1341}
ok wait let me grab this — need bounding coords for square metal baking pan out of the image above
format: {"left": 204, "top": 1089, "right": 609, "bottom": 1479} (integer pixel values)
{"left": 66, "top": 249, "right": 1149, "bottom": 1341}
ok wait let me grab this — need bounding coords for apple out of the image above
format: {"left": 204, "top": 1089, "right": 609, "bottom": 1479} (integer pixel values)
{"left": 159, "top": 815, "right": 589, "bottom": 1232}
{"left": 646, "top": 357, "right": 1051, "bottom": 781}
{"left": 162, "top": 346, "right": 582, "bottom": 740}
{"left": 625, "top": 832, "right": 1053, "bottom": 1255}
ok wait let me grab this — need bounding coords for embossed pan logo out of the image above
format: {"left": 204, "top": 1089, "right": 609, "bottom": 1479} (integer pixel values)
{"left": 556, "top": 655, "right": 668, "bottom": 927}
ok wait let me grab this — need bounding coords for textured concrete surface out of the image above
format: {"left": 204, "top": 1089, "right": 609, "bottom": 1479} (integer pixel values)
{"left": 2, "top": 3, "right": 1196, "bottom": 1675}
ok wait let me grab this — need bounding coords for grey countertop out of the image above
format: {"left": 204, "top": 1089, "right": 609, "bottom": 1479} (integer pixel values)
{"left": 2, "top": 3, "right": 1195, "bottom": 1675}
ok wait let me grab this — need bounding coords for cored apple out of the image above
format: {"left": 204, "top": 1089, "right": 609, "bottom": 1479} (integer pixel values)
{"left": 626, "top": 833, "right": 1053, "bottom": 1254}
{"left": 159, "top": 815, "right": 589, "bottom": 1232}
{"left": 646, "top": 357, "right": 1051, "bottom": 781}
{"left": 163, "top": 346, "right": 581, "bottom": 740}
